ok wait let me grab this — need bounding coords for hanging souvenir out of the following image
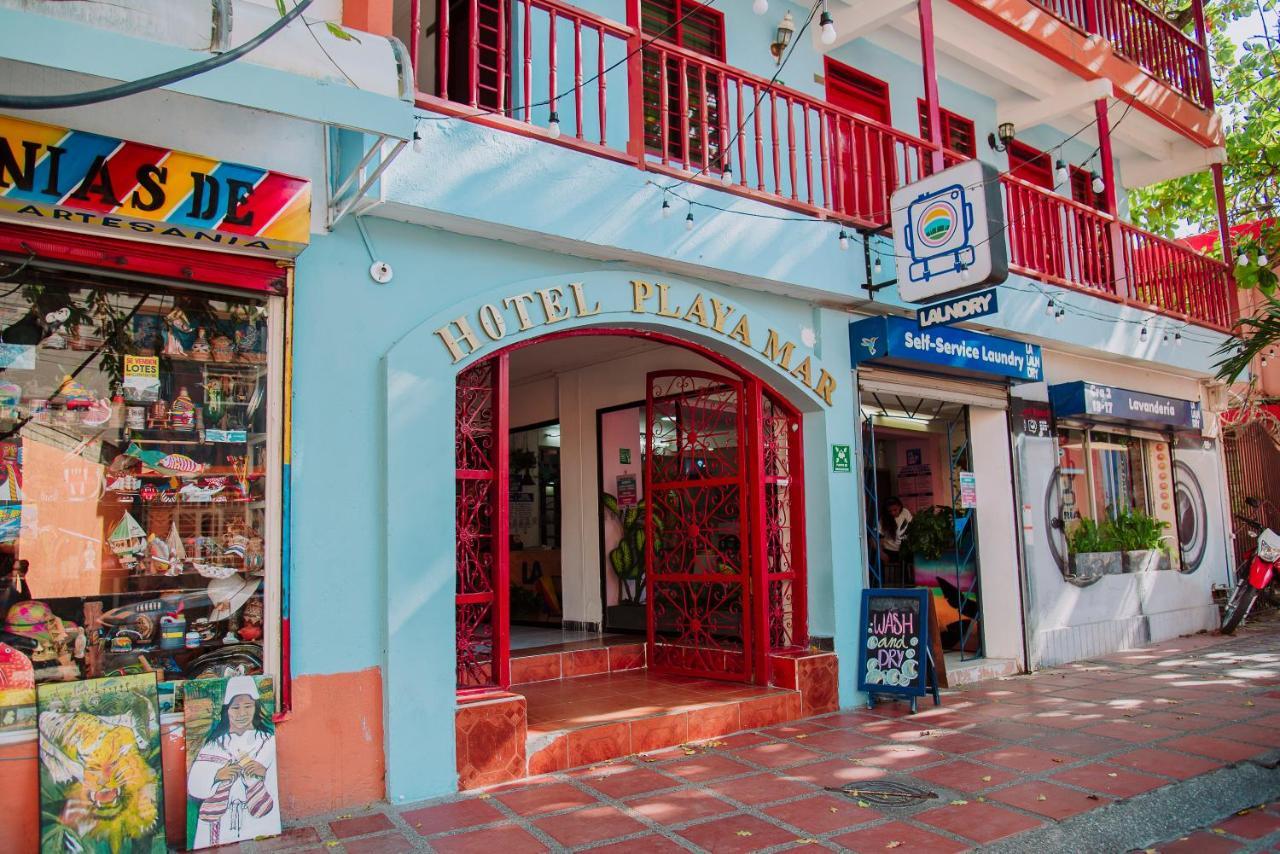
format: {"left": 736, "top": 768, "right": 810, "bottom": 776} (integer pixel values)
{"left": 206, "top": 576, "right": 260, "bottom": 620}
{"left": 57, "top": 375, "right": 95, "bottom": 410}
{"left": 211, "top": 334, "right": 234, "bottom": 363}
{"left": 0, "top": 381, "right": 20, "bottom": 420}
{"left": 108, "top": 512, "right": 147, "bottom": 569}
{"left": 159, "top": 610, "right": 186, "bottom": 651}
{"left": 166, "top": 523, "right": 186, "bottom": 576}
{"left": 37, "top": 673, "right": 167, "bottom": 854}
{"left": 190, "top": 327, "right": 212, "bottom": 361}
{"left": 147, "top": 533, "right": 171, "bottom": 574}
{"left": 169, "top": 387, "right": 196, "bottom": 431}
{"left": 42, "top": 307, "right": 71, "bottom": 349}
{"left": 81, "top": 397, "right": 114, "bottom": 427}
{"left": 126, "top": 406, "right": 146, "bottom": 430}
{"left": 163, "top": 307, "right": 192, "bottom": 356}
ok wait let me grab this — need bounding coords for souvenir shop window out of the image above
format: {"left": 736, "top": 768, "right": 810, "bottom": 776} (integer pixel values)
{"left": 0, "top": 265, "right": 278, "bottom": 698}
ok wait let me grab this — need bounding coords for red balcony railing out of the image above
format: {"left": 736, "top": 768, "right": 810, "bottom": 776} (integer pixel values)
{"left": 1028, "top": 0, "right": 1212, "bottom": 108}
{"left": 640, "top": 40, "right": 935, "bottom": 226}
{"left": 1002, "top": 174, "right": 1233, "bottom": 329}
{"left": 402, "top": 0, "right": 1232, "bottom": 330}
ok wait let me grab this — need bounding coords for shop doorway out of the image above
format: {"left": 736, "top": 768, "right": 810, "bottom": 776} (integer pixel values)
{"left": 454, "top": 331, "right": 806, "bottom": 692}
{"left": 861, "top": 391, "right": 984, "bottom": 659}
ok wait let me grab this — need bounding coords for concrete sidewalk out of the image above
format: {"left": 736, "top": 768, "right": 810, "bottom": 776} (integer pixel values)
{"left": 218, "top": 619, "right": 1280, "bottom": 853}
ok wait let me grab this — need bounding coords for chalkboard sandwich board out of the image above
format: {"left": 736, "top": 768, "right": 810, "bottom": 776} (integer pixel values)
{"left": 857, "top": 588, "right": 941, "bottom": 713}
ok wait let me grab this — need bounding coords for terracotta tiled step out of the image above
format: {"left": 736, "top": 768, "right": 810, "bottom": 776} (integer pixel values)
{"left": 520, "top": 670, "right": 803, "bottom": 778}
{"left": 510, "top": 640, "right": 646, "bottom": 684}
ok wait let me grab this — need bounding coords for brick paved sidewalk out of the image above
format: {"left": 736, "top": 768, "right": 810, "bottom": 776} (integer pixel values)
{"left": 215, "top": 620, "right": 1280, "bottom": 854}
{"left": 1145, "top": 801, "right": 1280, "bottom": 853}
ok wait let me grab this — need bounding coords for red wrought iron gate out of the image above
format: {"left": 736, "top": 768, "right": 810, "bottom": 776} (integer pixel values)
{"left": 645, "top": 370, "right": 754, "bottom": 681}
{"left": 454, "top": 355, "right": 510, "bottom": 690}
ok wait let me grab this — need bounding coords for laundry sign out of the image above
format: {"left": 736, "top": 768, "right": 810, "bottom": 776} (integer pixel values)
{"left": 916, "top": 288, "right": 998, "bottom": 329}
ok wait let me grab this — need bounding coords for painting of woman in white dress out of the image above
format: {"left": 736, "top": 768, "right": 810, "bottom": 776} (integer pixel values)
{"left": 184, "top": 675, "right": 280, "bottom": 849}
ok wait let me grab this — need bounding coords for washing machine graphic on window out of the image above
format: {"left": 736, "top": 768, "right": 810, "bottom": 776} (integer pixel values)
{"left": 889, "top": 159, "right": 1007, "bottom": 303}
{"left": 904, "top": 185, "right": 975, "bottom": 284}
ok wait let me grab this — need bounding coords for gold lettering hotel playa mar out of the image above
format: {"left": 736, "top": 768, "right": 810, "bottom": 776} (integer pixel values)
{"left": 434, "top": 281, "right": 837, "bottom": 407}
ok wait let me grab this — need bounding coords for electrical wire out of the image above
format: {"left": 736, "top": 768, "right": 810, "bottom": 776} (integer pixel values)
{"left": 0, "top": 0, "right": 314, "bottom": 110}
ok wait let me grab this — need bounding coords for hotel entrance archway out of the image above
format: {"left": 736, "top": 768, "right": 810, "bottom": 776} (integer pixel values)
{"left": 453, "top": 329, "right": 807, "bottom": 693}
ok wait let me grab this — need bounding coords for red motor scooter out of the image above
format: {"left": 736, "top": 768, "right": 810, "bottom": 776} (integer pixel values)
{"left": 1222, "top": 496, "right": 1280, "bottom": 634}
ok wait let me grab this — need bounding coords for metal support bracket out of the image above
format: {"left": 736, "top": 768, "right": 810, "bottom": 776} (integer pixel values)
{"left": 860, "top": 223, "right": 897, "bottom": 297}
{"left": 327, "top": 132, "right": 407, "bottom": 230}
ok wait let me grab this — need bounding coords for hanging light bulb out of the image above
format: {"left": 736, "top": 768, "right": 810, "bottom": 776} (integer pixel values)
{"left": 1175, "top": 331, "right": 1183, "bottom": 346}
{"left": 548, "top": 111, "right": 561, "bottom": 139}
{"left": 1139, "top": 324, "right": 1149, "bottom": 343}
{"left": 1091, "top": 171, "right": 1105, "bottom": 194}
{"left": 873, "top": 257, "right": 882, "bottom": 274}
{"left": 721, "top": 163, "right": 734, "bottom": 186}
{"left": 753, "top": 0, "right": 768, "bottom": 14}
{"left": 838, "top": 229, "right": 849, "bottom": 251}
{"left": 1239, "top": 252, "right": 1250, "bottom": 267}
{"left": 1045, "top": 298, "right": 1057, "bottom": 317}
{"left": 819, "top": 7, "right": 837, "bottom": 45}
{"left": 661, "top": 198, "right": 672, "bottom": 218}
{"left": 1163, "top": 330, "right": 1170, "bottom": 343}
{"left": 960, "top": 266, "right": 971, "bottom": 283}
{"left": 685, "top": 211, "right": 695, "bottom": 231}
{"left": 412, "top": 126, "right": 425, "bottom": 154}
{"left": 1260, "top": 254, "right": 1270, "bottom": 266}
{"left": 1055, "top": 308, "right": 1066, "bottom": 324}
{"left": 1054, "top": 160, "right": 1068, "bottom": 185}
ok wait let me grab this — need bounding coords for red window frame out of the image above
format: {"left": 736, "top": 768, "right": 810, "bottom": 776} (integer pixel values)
{"left": 824, "top": 60, "right": 892, "bottom": 123}
{"left": 1007, "top": 140, "right": 1055, "bottom": 190}
{"left": 641, "top": 0, "right": 728, "bottom": 165}
{"left": 1069, "top": 166, "right": 1107, "bottom": 211}
{"left": 917, "top": 101, "right": 977, "bottom": 159}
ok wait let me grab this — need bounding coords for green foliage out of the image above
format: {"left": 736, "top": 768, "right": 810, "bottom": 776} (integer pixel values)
{"left": 1068, "top": 517, "right": 1121, "bottom": 554}
{"left": 325, "top": 21, "right": 361, "bottom": 42}
{"left": 601, "top": 493, "right": 660, "bottom": 605}
{"left": 1216, "top": 290, "right": 1280, "bottom": 380}
{"left": 902, "top": 505, "right": 955, "bottom": 561}
{"left": 1129, "top": 0, "right": 1278, "bottom": 238}
{"left": 1109, "top": 509, "right": 1171, "bottom": 551}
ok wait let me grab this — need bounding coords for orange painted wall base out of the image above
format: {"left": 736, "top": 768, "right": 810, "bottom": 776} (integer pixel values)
{"left": 0, "top": 668, "right": 386, "bottom": 854}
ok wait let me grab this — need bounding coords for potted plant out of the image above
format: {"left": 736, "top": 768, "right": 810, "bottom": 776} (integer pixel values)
{"left": 1112, "top": 509, "right": 1171, "bottom": 573}
{"left": 902, "top": 505, "right": 955, "bottom": 562}
{"left": 600, "top": 492, "right": 661, "bottom": 630}
{"left": 1068, "top": 517, "right": 1123, "bottom": 577}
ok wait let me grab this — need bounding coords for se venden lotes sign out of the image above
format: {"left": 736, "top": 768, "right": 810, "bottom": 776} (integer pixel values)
{"left": 434, "top": 280, "right": 839, "bottom": 407}
{"left": 0, "top": 116, "right": 310, "bottom": 258}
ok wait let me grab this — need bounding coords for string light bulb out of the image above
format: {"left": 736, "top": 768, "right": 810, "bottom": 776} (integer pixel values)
{"left": 1175, "top": 331, "right": 1183, "bottom": 346}
{"left": 661, "top": 198, "right": 672, "bottom": 218}
{"left": 753, "top": 0, "right": 768, "bottom": 13}
{"left": 838, "top": 229, "right": 849, "bottom": 251}
{"left": 721, "top": 164, "right": 734, "bottom": 186}
{"left": 548, "top": 111, "right": 561, "bottom": 139}
{"left": 1054, "top": 160, "right": 1068, "bottom": 184}
{"left": 1045, "top": 298, "right": 1057, "bottom": 317}
{"left": 685, "top": 210, "right": 694, "bottom": 231}
{"left": 873, "top": 256, "right": 882, "bottom": 274}
{"left": 1163, "top": 330, "right": 1170, "bottom": 343}
{"left": 819, "top": 7, "right": 837, "bottom": 44}
{"left": 1260, "top": 254, "right": 1270, "bottom": 266}
{"left": 412, "top": 127, "right": 424, "bottom": 154}
{"left": 1055, "top": 308, "right": 1065, "bottom": 323}
{"left": 1238, "top": 253, "right": 1249, "bottom": 267}
{"left": 1091, "top": 171, "right": 1105, "bottom": 194}
{"left": 1139, "top": 324, "right": 1149, "bottom": 343}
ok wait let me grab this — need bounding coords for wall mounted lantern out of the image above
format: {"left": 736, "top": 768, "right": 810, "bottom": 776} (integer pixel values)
{"left": 987, "top": 122, "right": 1016, "bottom": 152}
{"left": 771, "top": 11, "right": 795, "bottom": 65}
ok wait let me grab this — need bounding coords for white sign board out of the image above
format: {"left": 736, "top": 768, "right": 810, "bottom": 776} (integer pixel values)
{"left": 890, "top": 159, "right": 1008, "bottom": 304}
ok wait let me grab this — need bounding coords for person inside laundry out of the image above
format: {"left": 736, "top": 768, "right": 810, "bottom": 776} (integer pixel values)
{"left": 879, "top": 497, "right": 913, "bottom": 584}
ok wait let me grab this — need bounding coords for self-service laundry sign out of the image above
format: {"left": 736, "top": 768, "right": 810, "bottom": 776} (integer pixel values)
{"left": 890, "top": 159, "right": 1008, "bottom": 303}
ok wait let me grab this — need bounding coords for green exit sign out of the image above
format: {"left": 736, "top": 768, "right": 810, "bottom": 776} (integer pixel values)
{"left": 831, "top": 444, "right": 852, "bottom": 473}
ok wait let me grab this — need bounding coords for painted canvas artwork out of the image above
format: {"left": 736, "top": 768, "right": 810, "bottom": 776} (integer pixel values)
{"left": 36, "top": 673, "right": 166, "bottom": 854}
{"left": 184, "top": 675, "right": 280, "bottom": 849}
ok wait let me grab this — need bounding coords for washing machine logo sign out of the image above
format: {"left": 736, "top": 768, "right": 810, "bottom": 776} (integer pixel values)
{"left": 917, "top": 199, "right": 958, "bottom": 249}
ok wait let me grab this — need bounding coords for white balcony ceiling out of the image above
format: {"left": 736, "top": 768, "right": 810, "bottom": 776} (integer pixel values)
{"left": 821, "top": 0, "right": 1222, "bottom": 187}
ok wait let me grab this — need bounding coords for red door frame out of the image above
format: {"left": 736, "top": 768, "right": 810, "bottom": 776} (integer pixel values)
{"left": 454, "top": 328, "right": 807, "bottom": 690}
{"left": 824, "top": 59, "right": 895, "bottom": 223}
{"left": 645, "top": 369, "right": 753, "bottom": 682}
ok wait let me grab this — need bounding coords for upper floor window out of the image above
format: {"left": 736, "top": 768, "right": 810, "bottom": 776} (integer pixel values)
{"left": 1070, "top": 166, "right": 1108, "bottom": 212}
{"left": 917, "top": 102, "right": 976, "bottom": 159}
{"left": 641, "top": 0, "right": 725, "bottom": 59}
{"left": 1007, "top": 141, "right": 1054, "bottom": 190}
